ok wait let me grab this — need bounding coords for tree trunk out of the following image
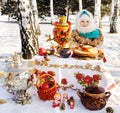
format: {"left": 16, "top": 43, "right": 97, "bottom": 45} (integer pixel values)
{"left": 66, "top": 0, "right": 71, "bottom": 22}
{"left": 79, "top": 0, "right": 82, "bottom": 12}
{"left": 110, "top": 0, "right": 119, "bottom": 33}
{"left": 111, "top": 0, "right": 114, "bottom": 15}
{"left": 50, "top": 0, "right": 54, "bottom": 24}
{"left": 94, "top": 0, "right": 101, "bottom": 28}
{"left": 8, "top": 14, "right": 10, "bottom": 21}
{"left": 30, "top": 0, "right": 41, "bottom": 35}
{"left": 17, "top": 0, "right": 40, "bottom": 59}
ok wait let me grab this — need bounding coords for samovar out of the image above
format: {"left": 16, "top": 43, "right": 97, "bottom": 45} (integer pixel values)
{"left": 4, "top": 52, "right": 34, "bottom": 104}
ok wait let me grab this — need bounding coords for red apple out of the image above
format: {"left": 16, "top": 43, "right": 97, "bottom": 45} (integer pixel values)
{"left": 41, "top": 82, "right": 49, "bottom": 90}
{"left": 38, "top": 47, "right": 47, "bottom": 56}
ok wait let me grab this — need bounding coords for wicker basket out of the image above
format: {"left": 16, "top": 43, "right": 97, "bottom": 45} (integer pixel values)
{"left": 36, "top": 74, "right": 57, "bottom": 100}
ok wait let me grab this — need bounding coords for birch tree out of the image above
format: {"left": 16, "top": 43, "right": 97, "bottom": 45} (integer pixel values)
{"left": 94, "top": 0, "right": 101, "bottom": 28}
{"left": 30, "top": 0, "right": 41, "bottom": 35}
{"left": 79, "top": 0, "right": 82, "bottom": 12}
{"left": 17, "top": 0, "right": 40, "bottom": 59}
{"left": 110, "top": 0, "right": 119, "bottom": 33}
{"left": 66, "top": 0, "right": 71, "bottom": 22}
{"left": 50, "top": 0, "right": 54, "bottom": 24}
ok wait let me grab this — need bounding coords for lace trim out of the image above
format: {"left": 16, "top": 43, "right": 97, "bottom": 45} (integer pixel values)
{"left": 34, "top": 59, "right": 106, "bottom": 72}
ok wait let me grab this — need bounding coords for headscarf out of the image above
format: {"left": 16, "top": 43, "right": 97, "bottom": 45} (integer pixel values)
{"left": 74, "top": 10, "right": 97, "bottom": 33}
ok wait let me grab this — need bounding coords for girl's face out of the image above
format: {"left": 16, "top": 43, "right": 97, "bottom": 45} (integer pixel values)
{"left": 80, "top": 20, "right": 90, "bottom": 27}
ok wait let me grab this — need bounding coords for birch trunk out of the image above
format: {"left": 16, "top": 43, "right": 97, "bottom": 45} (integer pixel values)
{"left": 17, "top": 0, "right": 40, "bottom": 59}
{"left": 66, "top": 0, "right": 71, "bottom": 22}
{"left": 110, "top": 0, "right": 119, "bottom": 33}
{"left": 79, "top": 0, "right": 82, "bottom": 12}
{"left": 94, "top": 0, "right": 101, "bottom": 28}
{"left": 111, "top": 0, "right": 115, "bottom": 14}
{"left": 50, "top": 0, "right": 54, "bottom": 24}
{"left": 30, "top": 0, "right": 41, "bottom": 35}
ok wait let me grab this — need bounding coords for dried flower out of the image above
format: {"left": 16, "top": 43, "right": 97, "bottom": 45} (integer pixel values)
{"left": 61, "top": 78, "right": 68, "bottom": 85}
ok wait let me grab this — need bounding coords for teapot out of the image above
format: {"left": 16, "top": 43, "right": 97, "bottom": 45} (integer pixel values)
{"left": 77, "top": 86, "right": 111, "bottom": 110}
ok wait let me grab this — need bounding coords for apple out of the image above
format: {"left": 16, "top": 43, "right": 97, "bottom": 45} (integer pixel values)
{"left": 41, "top": 82, "right": 49, "bottom": 90}
{"left": 38, "top": 47, "right": 47, "bottom": 56}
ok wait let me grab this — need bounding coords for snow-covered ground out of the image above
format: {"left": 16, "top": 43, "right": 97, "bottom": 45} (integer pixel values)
{"left": 0, "top": 15, "right": 120, "bottom": 113}
{"left": 0, "top": 15, "right": 120, "bottom": 75}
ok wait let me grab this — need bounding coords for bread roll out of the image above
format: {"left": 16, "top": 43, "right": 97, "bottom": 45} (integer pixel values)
{"left": 73, "top": 45, "right": 98, "bottom": 57}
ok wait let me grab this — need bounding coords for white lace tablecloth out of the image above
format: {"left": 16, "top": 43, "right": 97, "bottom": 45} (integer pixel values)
{"left": 0, "top": 55, "right": 120, "bottom": 113}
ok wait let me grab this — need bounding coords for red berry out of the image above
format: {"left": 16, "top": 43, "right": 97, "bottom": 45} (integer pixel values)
{"left": 40, "top": 71, "right": 46, "bottom": 76}
{"left": 103, "top": 57, "right": 107, "bottom": 63}
{"left": 61, "top": 78, "right": 67, "bottom": 85}
{"left": 34, "top": 69, "right": 38, "bottom": 75}
{"left": 38, "top": 47, "right": 47, "bottom": 56}
{"left": 47, "top": 71, "right": 55, "bottom": 76}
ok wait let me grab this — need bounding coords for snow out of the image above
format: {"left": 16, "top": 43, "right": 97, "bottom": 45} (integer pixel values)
{"left": 0, "top": 15, "right": 120, "bottom": 73}
{"left": 0, "top": 15, "right": 120, "bottom": 112}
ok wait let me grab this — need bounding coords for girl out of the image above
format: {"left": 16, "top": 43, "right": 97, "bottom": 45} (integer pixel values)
{"left": 72, "top": 10, "right": 104, "bottom": 47}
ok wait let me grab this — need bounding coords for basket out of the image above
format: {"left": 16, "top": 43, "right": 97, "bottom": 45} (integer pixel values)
{"left": 36, "top": 74, "right": 57, "bottom": 100}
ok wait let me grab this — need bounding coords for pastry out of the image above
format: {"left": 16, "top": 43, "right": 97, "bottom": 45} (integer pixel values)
{"left": 73, "top": 45, "right": 98, "bottom": 58}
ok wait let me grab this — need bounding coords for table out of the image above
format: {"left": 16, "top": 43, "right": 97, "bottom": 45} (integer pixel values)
{"left": 0, "top": 56, "right": 119, "bottom": 113}
{"left": 33, "top": 55, "right": 115, "bottom": 90}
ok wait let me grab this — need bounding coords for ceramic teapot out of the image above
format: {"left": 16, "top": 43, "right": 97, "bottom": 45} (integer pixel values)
{"left": 77, "top": 86, "right": 111, "bottom": 110}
